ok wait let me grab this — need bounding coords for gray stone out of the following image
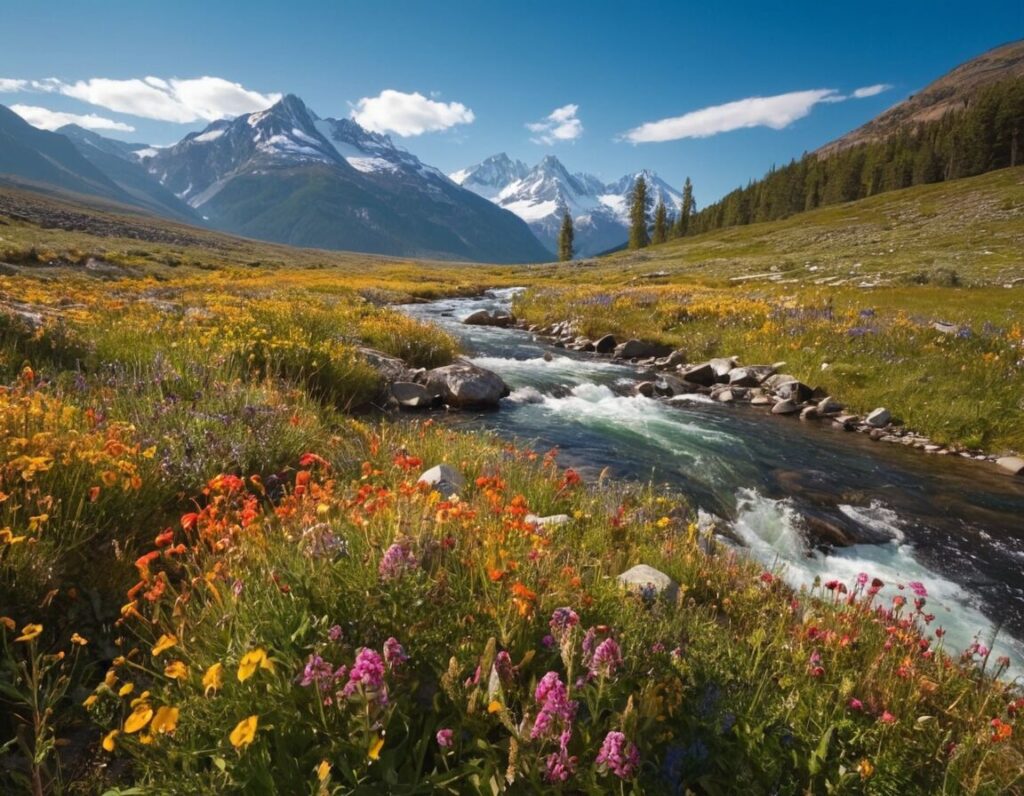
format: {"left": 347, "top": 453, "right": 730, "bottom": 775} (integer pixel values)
{"left": 774, "top": 380, "right": 813, "bottom": 403}
{"left": 490, "top": 310, "right": 516, "bottom": 328}
{"left": 358, "top": 347, "right": 410, "bottom": 383}
{"left": 866, "top": 407, "right": 891, "bottom": 428}
{"left": 772, "top": 399, "right": 800, "bottom": 415}
{"left": 390, "top": 381, "right": 434, "bottom": 409}
{"left": 800, "top": 406, "right": 819, "bottom": 421}
{"left": 614, "top": 339, "right": 667, "bottom": 359}
{"left": 424, "top": 360, "right": 510, "bottom": 408}
{"left": 635, "top": 381, "right": 657, "bottom": 397}
{"left": 525, "top": 513, "right": 571, "bottom": 528}
{"left": 817, "top": 397, "right": 844, "bottom": 415}
{"left": 655, "top": 349, "right": 687, "bottom": 368}
{"left": 728, "top": 365, "right": 775, "bottom": 387}
{"left": 682, "top": 362, "right": 716, "bottom": 386}
{"left": 462, "top": 309, "right": 494, "bottom": 326}
{"left": 616, "top": 564, "right": 679, "bottom": 602}
{"left": 709, "top": 357, "right": 738, "bottom": 381}
{"left": 996, "top": 456, "right": 1024, "bottom": 476}
{"left": 594, "top": 334, "right": 617, "bottom": 354}
{"left": 750, "top": 394, "right": 772, "bottom": 406}
{"left": 716, "top": 389, "right": 735, "bottom": 403}
{"left": 418, "top": 464, "right": 466, "bottom": 497}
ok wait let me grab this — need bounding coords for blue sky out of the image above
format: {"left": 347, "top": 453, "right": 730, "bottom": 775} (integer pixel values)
{"left": 2, "top": 1, "right": 1020, "bottom": 203}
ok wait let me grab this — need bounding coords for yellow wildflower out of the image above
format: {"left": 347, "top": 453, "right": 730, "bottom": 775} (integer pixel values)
{"left": 151, "top": 705, "right": 179, "bottom": 735}
{"left": 858, "top": 758, "right": 874, "bottom": 779}
{"left": 15, "top": 623, "right": 42, "bottom": 642}
{"left": 487, "top": 700, "right": 502, "bottom": 714}
{"left": 124, "top": 704, "right": 153, "bottom": 734}
{"left": 238, "top": 648, "right": 273, "bottom": 682}
{"left": 151, "top": 633, "right": 177, "bottom": 656}
{"left": 316, "top": 760, "right": 331, "bottom": 782}
{"left": 83, "top": 694, "right": 98, "bottom": 709}
{"left": 203, "top": 662, "right": 224, "bottom": 696}
{"left": 368, "top": 733, "right": 385, "bottom": 761}
{"left": 230, "top": 715, "right": 258, "bottom": 750}
{"left": 164, "top": 660, "right": 189, "bottom": 681}
{"left": 102, "top": 729, "right": 119, "bottom": 752}
{"left": 118, "top": 683, "right": 134, "bottom": 697}
{"left": 70, "top": 632, "right": 88, "bottom": 646}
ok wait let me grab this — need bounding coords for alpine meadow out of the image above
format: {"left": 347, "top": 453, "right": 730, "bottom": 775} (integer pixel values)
{"left": 1, "top": 4, "right": 1023, "bottom": 795}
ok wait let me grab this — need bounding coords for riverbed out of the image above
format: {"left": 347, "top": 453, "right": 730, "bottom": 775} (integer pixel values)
{"left": 402, "top": 289, "right": 1024, "bottom": 671}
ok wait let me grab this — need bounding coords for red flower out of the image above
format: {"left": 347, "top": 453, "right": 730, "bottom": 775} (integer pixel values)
{"left": 299, "top": 452, "right": 329, "bottom": 468}
{"left": 154, "top": 529, "right": 174, "bottom": 548}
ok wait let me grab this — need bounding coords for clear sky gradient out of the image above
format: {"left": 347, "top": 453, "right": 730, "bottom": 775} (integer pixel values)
{"left": 2, "top": 1, "right": 1021, "bottom": 204}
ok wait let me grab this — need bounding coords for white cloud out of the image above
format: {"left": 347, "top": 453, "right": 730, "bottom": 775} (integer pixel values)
{"left": 0, "top": 78, "right": 31, "bottom": 92}
{"left": 527, "top": 103, "right": 583, "bottom": 145}
{"left": 852, "top": 83, "right": 892, "bottom": 99}
{"left": 10, "top": 104, "right": 136, "bottom": 132}
{"left": 622, "top": 89, "right": 842, "bottom": 143}
{"left": 1, "top": 76, "right": 280, "bottom": 123}
{"left": 351, "top": 89, "right": 474, "bottom": 136}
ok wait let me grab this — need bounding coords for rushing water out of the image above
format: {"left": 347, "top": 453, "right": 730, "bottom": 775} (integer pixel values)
{"left": 402, "top": 289, "right": 1024, "bottom": 671}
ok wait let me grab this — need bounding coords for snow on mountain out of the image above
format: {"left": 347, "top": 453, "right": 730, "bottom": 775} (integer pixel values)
{"left": 451, "top": 155, "right": 682, "bottom": 256}
{"left": 141, "top": 95, "right": 549, "bottom": 263}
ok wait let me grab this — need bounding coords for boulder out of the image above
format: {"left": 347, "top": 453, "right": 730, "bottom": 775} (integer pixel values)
{"left": 635, "top": 381, "right": 657, "bottom": 398}
{"left": 358, "top": 347, "right": 411, "bottom": 383}
{"left": 774, "top": 380, "right": 813, "bottom": 403}
{"left": 750, "top": 394, "right": 772, "bottom": 406}
{"left": 800, "top": 406, "right": 819, "bottom": 421}
{"left": 525, "top": 513, "right": 571, "bottom": 528}
{"left": 866, "top": 407, "right": 891, "bottom": 428}
{"left": 995, "top": 456, "right": 1024, "bottom": 476}
{"left": 424, "top": 361, "right": 510, "bottom": 408}
{"left": 462, "top": 309, "right": 494, "bottom": 326}
{"left": 490, "top": 310, "right": 516, "bottom": 328}
{"left": 772, "top": 399, "right": 800, "bottom": 415}
{"left": 728, "top": 365, "right": 774, "bottom": 387}
{"left": 655, "top": 374, "right": 694, "bottom": 396}
{"left": 614, "top": 339, "right": 668, "bottom": 360}
{"left": 655, "top": 349, "right": 687, "bottom": 368}
{"left": 390, "top": 381, "right": 435, "bottom": 409}
{"left": 616, "top": 564, "right": 679, "bottom": 602}
{"left": 418, "top": 464, "right": 465, "bottom": 497}
{"left": 682, "top": 362, "right": 716, "bottom": 386}
{"left": 594, "top": 334, "right": 617, "bottom": 354}
{"left": 817, "top": 397, "right": 844, "bottom": 415}
{"left": 716, "top": 389, "right": 735, "bottom": 403}
{"left": 709, "top": 357, "right": 738, "bottom": 381}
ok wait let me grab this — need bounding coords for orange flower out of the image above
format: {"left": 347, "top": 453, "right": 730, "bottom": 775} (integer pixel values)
{"left": 203, "top": 662, "right": 223, "bottom": 696}
{"left": 15, "top": 623, "right": 42, "bottom": 642}
{"left": 151, "top": 705, "right": 179, "bottom": 735}
{"left": 102, "top": 729, "right": 119, "bottom": 752}
{"left": 238, "top": 648, "right": 273, "bottom": 682}
{"left": 154, "top": 529, "right": 174, "bottom": 547}
{"left": 164, "top": 660, "right": 189, "bottom": 681}
{"left": 151, "top": 633, "right": 177, "bottom": 656}
{"left": 124, "top": 704, "right": 153, "bottom": 734}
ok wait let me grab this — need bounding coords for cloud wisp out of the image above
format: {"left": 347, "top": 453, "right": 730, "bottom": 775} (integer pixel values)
{"left": 351, "top": 89, "right": 474, "bottom": 136}
{"left": 527, "top": 103, "right": 583, "bottom": 145}
{"left": 10, "top": 104, "right": 135, "bottom": 132}
{"left": 0, "top": 76, "right": 281, "bottom": 123}
{"left": 622, "top": 84, "right": 892, "bottom": 143}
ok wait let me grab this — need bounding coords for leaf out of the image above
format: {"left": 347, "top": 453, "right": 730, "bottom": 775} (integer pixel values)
{"left": 212, "top": 756, "right": 227, "bottom": 772}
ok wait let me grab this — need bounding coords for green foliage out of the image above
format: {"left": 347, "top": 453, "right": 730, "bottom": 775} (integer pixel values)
{"left": 690, "top": 77, "right": 1024, "bottom": 236}
{"left": 558, "top": 211, "right": 575, "bottom": 262}
{"left": 652, "top": 201, "right": 668, "bottom": 245}
{"left": 629, "top": 176, "right": 650, "bottom": 250}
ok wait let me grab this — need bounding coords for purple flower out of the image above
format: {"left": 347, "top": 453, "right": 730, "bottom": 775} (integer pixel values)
{"left": 549, "top": 607, "right": 580, "bottom": 640}
{"left": 544, "top": 743, "right": 578, "bottom": 783}
{"left": 531, "top": 672, "right": 578, "bottom": 741}
{"left": 856, "top": 572, "right": 869, "bottom": 587}
{"left": 590, "top": 638, "right": 623, "bottom": 679}
{"left": 383, "top": 637, "right": 408, "bottom": 669}
{"left": 596, "top": 731, "right": 640, "bottom": 780}
{"left": 327, "top": 624, "right": 343, "bottom": 642}
{"left": 298, "top": 653, "right": 338, "bottom": 689}
{"left": 493, "top": 650, "right": 514, "bottom": 684}
{"left": 436, "top": 728, "right": 454, "bottom": 749}
{"left": 379, "top": 542, "right": 417, "bottom": 580}
{"left": 342, "top": 648, "right": 387, "bottom": 705}
{"left": 909, "top": 581, "right": 927, "bottom": 598}
{"left": 541, "top": 634, "right": 555, "bottom": 649}
{"left": 581, "top": 627, "right": 598, "bottom": 662}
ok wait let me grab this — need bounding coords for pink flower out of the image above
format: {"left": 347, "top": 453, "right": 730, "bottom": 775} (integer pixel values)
{"left": 436, "top": 728, "right": 454, "bottom": 748}
{"left": 379, "top": 542, "right": 417, "bottom": 580}
{"left": 549, "top": 607, "right": 580, "bottom": 641}
{"left": 909, "top": 581, "right": 927, "bottom": 597}
{"left": 856, "top": 572, "right": 869, "bottom": 586}
{"left": 531, "top": 672, "right": 578, "bottom": 741}
{"left": 596, "top": 731, "right": 640, "bottom": 780}
{"left": 342, "top": 648, "right": 387, "bottom": 705}
{"left": 590, "top": 638, "right": 623, "bottom": 679}
{"left": 382, "top": 637, "right": 408, "bottom": 669}
{"left": 849, "top": 698, "right": 863, "bottom": 711}
{"left": 880, "top": 711, "right": 896, "bottom": 724}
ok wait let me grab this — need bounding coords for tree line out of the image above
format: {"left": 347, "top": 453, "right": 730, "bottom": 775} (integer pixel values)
{"left": 687, "top": 76, "right": 1023, "bottom": 236}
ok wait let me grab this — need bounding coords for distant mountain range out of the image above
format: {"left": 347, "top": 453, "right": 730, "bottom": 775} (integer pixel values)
{"left": 451, "top": 154, "right": 682, "bottom": 256}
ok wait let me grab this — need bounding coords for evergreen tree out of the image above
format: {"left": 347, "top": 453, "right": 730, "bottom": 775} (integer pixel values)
{"left": 628, "top": 175, "right": 650, "bottom": 249}
{"left": 557, "top": 211, "right": 574, "bottom": 262}
{"left": 674, "top": 177, "right": 694, "bottom": 236}
{"left": 652, "top": 200, "right": 668, "bottom": 244}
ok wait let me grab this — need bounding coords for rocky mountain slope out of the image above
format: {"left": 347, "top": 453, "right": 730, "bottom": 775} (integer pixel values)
{"left": 140, "top": 95, "right": 549, "bottom": 262}
{"left": 452, "top": 154, "right": 681, "bottom": 256}
{"left": 818, "top": 38, "right": 1024, "bottom": 156}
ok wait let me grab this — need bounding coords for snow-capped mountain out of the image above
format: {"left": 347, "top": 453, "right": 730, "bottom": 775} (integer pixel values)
{"left": 451, "top": 154, "right": 683, "bottom": 256}
{"left": 136, "top": 95, "right": 549, "bottom": 262}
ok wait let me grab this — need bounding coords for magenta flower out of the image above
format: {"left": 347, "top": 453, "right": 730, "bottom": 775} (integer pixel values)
{"left": 880, "top": 711, "right": 896, "bottom": 724}
{"left": 848, "top": 698, "right": 864, "bottom": 711}
{"left": 379, "top": 542, "right": 417, "bottom": 580}
{"left": 590, "top": 637, "right": 623, "bottom": 679}
{"left": 531, "top": 672, "right": 578, "bottom": 741}
{"left": 856, "top": 572, "right": 869, "bottom": 587}
{"left": 342, "top": 647, "right": 387, "bottom": 705}
{"left": 549, "top": 607, "right": 580, "bottom": 640}
{"left": 544, "top": 744, "right": 578, "bottom": 783}
{"left": 327, "top": 624, "right": 343, "bottom": 642}
{"left": 383, "top": 637, "right": 408, "bottom": 669}
{"left": 436, "top": 728, "right": 454, "bottom": 749}
{"left": 596, "top": 731, "right": 640, "bottom": 780}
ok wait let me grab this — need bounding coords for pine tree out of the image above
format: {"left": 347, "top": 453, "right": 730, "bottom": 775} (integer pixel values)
{"left": 674, "top": 177, "right": 694, "bottom": 236}
{"left": 558, "top": 211, "right": 574, "bottom": 262}
{"left": 628, "top": 175, "right": 650, "bottom": 249}
{"left": 652, "top": 200, "right": 668, "bottom": 244}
